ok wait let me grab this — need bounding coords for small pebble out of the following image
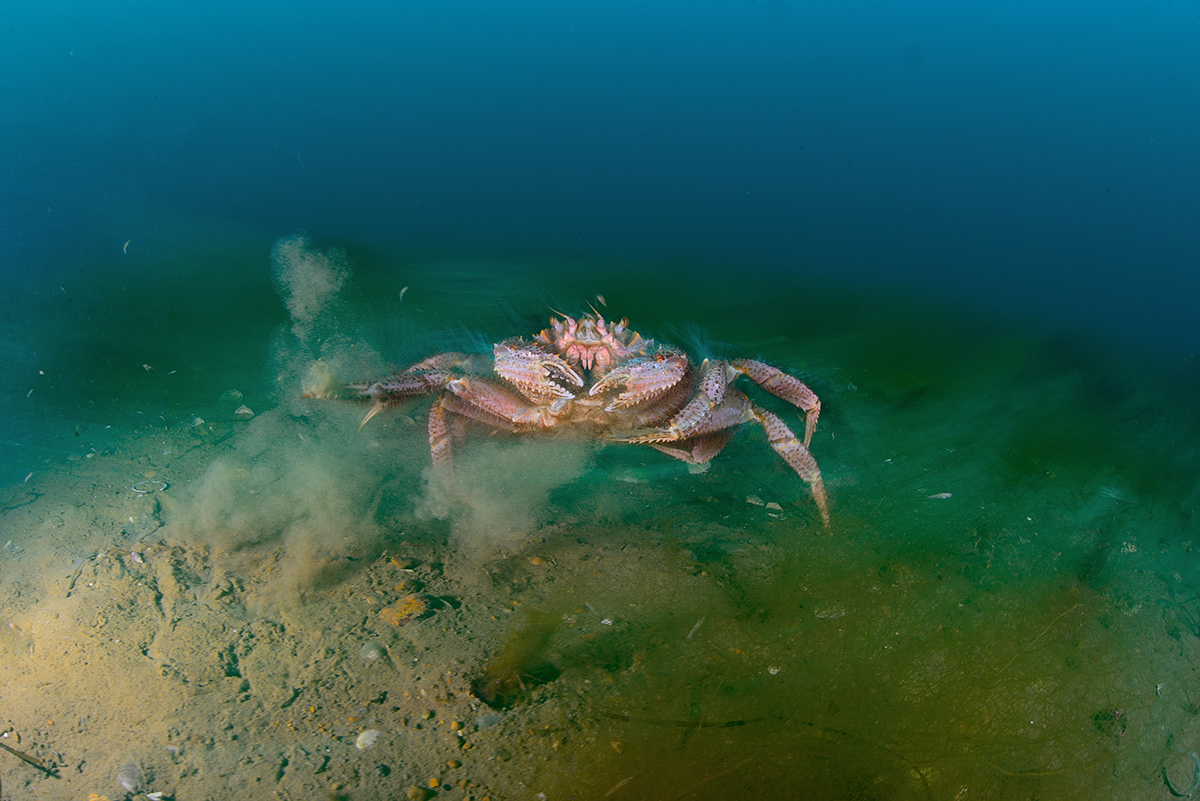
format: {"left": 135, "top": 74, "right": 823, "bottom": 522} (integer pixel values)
{"left": 449, "top": 720, "right": 463, "bottom": 731}
{"left": 115, "top": 762, "right": 144, "bottom": 792}
{"left": 447, "top": 759, "right": 461, "bottom": 769}
{"left": 359, "top": 642, "right": 386, "bottom": 661}
{"left": 406, "top": 787, "right": 431, "bottom": 801}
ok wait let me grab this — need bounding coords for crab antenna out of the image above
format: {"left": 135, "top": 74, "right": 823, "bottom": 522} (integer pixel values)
{"left": 586, "top": 299, "right": 601, "bottom": 318}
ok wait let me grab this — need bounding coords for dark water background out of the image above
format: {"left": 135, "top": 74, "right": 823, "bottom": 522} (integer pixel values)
{"left": 4, "top": 0, "right": 1199, "bottom": 343}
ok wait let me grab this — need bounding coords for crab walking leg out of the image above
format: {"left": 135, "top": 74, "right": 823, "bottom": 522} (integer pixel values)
{"left": 749, "top": 403, "right": 830, "bottom": 527}
{"left": 731, "top": 359, "right": 821, "bottom": 448}
{"left": 406, "top": 352, "right": 474, "bottom": 372}
{"left": 445, "top": 377, "right": 566, "bottom": 427}
{"left": 646, "top": 430, "right": 735, "bottom": 465}
{"left": 428, "top": 390, "right": 527, "bottom": 469}
{"left": 427, "top": 397, "right": 453, "bottom": 464}
{"left": 351, "top": 369, "right": 459, "bottom": 430}
{"left": 620, "top": 359, "right": 730, "bottom": 443}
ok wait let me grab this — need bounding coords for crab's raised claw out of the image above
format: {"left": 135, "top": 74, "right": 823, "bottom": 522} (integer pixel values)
{"left": 731, "top": 358, "right": 821, "bottom": 448}
{"left": 749, "top": 403, "right": 830, "bottom": 527}
{"left": 493, "top": 341, "right": 583, "bottom": 404}
{"left": 589, "top": 348, "right": 688, "bottom": 410}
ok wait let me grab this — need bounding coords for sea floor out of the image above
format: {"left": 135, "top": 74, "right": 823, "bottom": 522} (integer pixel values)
{"left": 1, "top": 233, "right": 1199, "bottom": 800}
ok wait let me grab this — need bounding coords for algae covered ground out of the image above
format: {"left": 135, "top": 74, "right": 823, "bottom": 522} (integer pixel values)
{"left": 1, "top": 233, "right": 1199, "bottom": 800}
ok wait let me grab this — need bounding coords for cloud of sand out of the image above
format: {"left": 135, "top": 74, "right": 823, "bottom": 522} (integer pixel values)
{"left": 160, "top": 235, "right": 404, "bottom": 607}
{"left": 167, "top": 235, "right": 597, "bottom": 601}
{"left": 417, "top": 438, "right": 594, "bottom": 563}
{"left": 271, "top": 233, "right": 349, "bottom": 345}
{"left": 164, "top": 402, "right": 416, "bottom": 608}
{"left": 269, "top": 233, "right": 386, "bottom": 400}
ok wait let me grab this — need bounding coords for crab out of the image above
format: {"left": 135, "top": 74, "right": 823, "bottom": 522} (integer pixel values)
{"left": 317, "top": 312, "right": 829, "bottom": 525}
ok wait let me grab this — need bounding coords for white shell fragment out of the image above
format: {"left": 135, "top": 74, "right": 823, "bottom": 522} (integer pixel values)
{"left": 355, "top": 729, "right": 381, "bottom": 750}
{"left": 234, "top": 404, "right": 254, "bottom": 418}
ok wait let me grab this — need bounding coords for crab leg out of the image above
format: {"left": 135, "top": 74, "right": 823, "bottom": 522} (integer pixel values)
{"left": 345, "top": 352, "right": 480, "bottom": 430}
{"left": 646, "top": 430, "right": 735, "bottom": 466}
{"left": 351, "top": 369, "right": 460, "bottom": 430}
{"left": 731, "top": 358, "right": 821, "bottom": 448}
{"left": 446, "top": 377, "right": 565, "bottom": 428}
{"left": 748, "top": 403, "right": 829, "bottom": 527}
{"left": 428, "top": 398, "right": 452, "bottom": 464}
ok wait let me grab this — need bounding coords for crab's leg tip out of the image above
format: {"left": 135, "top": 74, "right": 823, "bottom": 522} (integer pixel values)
{"left": 358, "top": 401, "right": 387, "bottom": 431}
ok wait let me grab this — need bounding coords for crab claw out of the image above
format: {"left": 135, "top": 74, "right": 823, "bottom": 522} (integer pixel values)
{"left": 493, "top": 341, "right": 583, "bottom": 403}
{"left": 589, "top": 348, "right": 688, "bottom": 410}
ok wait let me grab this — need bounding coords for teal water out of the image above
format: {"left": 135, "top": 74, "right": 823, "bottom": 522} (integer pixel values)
{"left": 1, "top": 229, "right": 1198, "bottom": 799}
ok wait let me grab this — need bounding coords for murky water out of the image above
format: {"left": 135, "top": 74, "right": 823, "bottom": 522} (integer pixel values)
{"left": 1, "top": 229, "right": 1198, "bottom": 800}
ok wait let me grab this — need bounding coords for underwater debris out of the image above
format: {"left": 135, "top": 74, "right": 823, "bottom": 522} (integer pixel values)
{"left": 1090, "top": 706, "right": 1127, "bottom": 738}
{"left": 115, "top": 761, "right": 144, "bottom": 793}
{"left": 360, "top": 642, "right": 387, "bottom": 661}
{"left": 1163, "top": 749, "right": 1200, "bottom": 797}
{"left": 379, "top": 594, "right": 429, "bottom": 626}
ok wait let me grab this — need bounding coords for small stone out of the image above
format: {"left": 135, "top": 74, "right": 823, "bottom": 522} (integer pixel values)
{"left": 449, "top": 720, "right": 463, "bottom": 731}
{"left": 233, "top": 404, "right": 254, "bottom": 418}
{"left": 359, "top": 642, "right": 386, "bottom": 661}
{"left": 420, "top": 709, "right": 434, "bottom": 720}
{"left": 406, "top": 786, "right": 431, "bottom": 801}
{"left": 428, "top": 776, "right": 441, "bottom": 788}
{"left": 447, "top": 759, "right": 461, "bottom": 769}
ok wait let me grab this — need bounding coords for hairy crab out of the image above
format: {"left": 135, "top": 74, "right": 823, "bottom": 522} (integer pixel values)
{"left": 314, "top": 313, "right": 829, "bottom": 525}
